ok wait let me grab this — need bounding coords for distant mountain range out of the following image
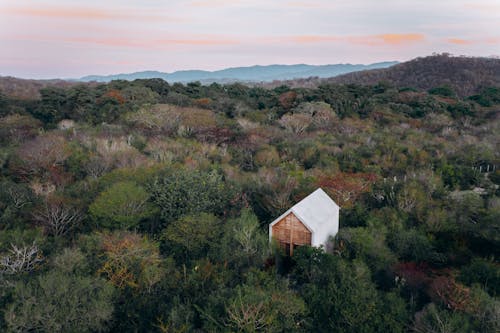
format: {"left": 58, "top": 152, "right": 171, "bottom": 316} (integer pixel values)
{"left": 77, "top": 62, "right": 398, "bottom": 83}
{"left": 3, "top": 55, "right": 497, "bottom": 100}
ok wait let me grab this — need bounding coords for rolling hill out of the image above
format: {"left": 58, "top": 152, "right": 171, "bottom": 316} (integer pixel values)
{"left": 326, "top": 54, "right": 500, "bottom": 97}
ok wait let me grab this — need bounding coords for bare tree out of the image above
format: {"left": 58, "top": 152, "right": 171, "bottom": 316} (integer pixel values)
{"left": 17, "top": 133, "right": 69, "bottom": 177}
{"left": 2, "top": 182, "right": 33, "bottom": 209}
{"left": 259, "top": 171, "right": 297, "bottom": 213}
{"left": 126, "top": 105, "right": 182, "bottom": 135}
{"left": 29, "top": 180, "right": 56, "bottom": 197}
{"left": 84, "top": 153, "right": 111, "bottom": 178}
{"left": 33, "top": 197, "right": 83, "bottom": 236}
{"left": 0, "top": 242, "right": 43, "bottom": 275}
{"left": 8, "top": 187, "right": 31, "bottom": 209}
{"left": 278, "top": 113, "right": 312, "bottom": 135}
{"left": 225, "top": 297, "right": 267, "bottom": 331}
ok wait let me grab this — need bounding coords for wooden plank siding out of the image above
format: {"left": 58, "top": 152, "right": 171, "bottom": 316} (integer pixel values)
{"left": 271, "top": 212, "right": 312, "bottom": 255}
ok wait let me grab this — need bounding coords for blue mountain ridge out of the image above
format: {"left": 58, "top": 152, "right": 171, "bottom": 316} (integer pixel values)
{"left": 77, "top": 62, "right": 398, "bottom": 83}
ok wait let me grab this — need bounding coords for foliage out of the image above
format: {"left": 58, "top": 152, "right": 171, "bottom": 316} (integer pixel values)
{"left": 222, "top": 272, "right": 306, "bottom": 332}
{"left": 325, "top": 54, "right": 500, "bottom": 97}
{"left": 219, "top": 209, "right": 270, "bottom": 268}
{"left": 428, "top": 85, "right": 456, "bottom": 97}
{"left": 459, "top": 258, "right": 500, "bottom": 296}
{"left": 90, "top": 181, "right": 157, "bottom": 229}
{"left": 291, "top": 247, "right": 406, "bottom": 332}
{"left": 336, "top": 225, "right": 396, "bottom": 273}
{"left": 163, "top": 213, "right": 221, "bottom": 262}
{"left": 413, "top": 303, "right": 472, "bottom": 333}
{"left": 5, "top": 251, "right": 114, "bottom": 332}
{"left": 0, "top": 70, "right": 498, "bottom": 332}
{"left": 149, "top": 169, "right": 233, "bottom": 224}
{"left": 388, "top": 228, "right": 442, "bottom": 263}
{"left": 97, "top": 231, "right": 163, "bottom": 290}
{"left": 319, "top": 172, "right": 377, "bottom": 207}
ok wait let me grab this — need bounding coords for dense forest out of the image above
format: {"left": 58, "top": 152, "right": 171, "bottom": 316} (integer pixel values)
{"left": 0, "top": 56, "right": 499, "bottom": 332}
{"left": 327, "top": 54, "right": 500, "bottom": 98}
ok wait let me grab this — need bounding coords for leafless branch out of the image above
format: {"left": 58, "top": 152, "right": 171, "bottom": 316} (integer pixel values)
{"left": 0, "top": 242, "right": 43, "bottom": 275}
{"left": 33, "top": 199, "right": 83, "bottom": 236}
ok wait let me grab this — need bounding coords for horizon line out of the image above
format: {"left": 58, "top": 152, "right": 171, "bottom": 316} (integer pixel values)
{"left": 2, "top": 53, "right": 499, "bottom": 81}
{"left": 2, "top": 60, "right": 402, "bottom": 81}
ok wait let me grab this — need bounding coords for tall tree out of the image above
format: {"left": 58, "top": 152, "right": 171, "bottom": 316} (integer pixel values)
{"left": 5, "top": 250, "right": 115, "bottom": 333}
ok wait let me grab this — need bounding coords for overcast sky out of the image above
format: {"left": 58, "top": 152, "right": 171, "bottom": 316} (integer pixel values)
{"left": 1, "top": 0, "right": 499, "bottom": 79}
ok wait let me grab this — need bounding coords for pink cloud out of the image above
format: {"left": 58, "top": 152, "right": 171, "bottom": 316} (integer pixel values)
{"left": 6, "top": 6, "right": 115, "bottom": 20}
{"left": 347, "top": 33, "right": 425, "bottom": 46}
{"left": 447, "top": 38, "right": 474, "bottom": 45}
{"left": 2, "top": 5, "right": 180, "bottom": 22}
{"left": 446, "top": 37, "right": 500, "bottom": 45}
{"left": 288, "top": 33, "right": 425, "bottom": 46}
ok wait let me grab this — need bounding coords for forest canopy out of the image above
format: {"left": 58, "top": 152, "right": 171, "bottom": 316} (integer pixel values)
{"left": 0, "top": 60, "right": 499, "bottom": 332}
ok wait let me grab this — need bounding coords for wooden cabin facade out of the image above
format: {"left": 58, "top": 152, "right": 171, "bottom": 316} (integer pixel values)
{"left": 271, "top": 213, "right": 312, "bottom": 255}
{"left": 269, "top": 188, "right": 339, "bottom": 254}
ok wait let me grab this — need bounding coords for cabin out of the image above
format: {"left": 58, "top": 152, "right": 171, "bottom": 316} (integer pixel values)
{"left": 269, "top": 188, "right": 339, "bottom": 255}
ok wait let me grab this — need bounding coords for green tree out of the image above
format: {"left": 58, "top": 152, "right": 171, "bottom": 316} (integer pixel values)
{"left": 90, "top": 181, "right": 157, "bottom": 229}
{"left": 223, "top": 279, "right": 306, "bottom": 332}
{"left": 199, "top": 270, "right": 306, "bottom": 332}
{"left": 5, "top": 250, "right": 114, "bottom": 333}
{"left": 388, "top": 228, "right": 442, "bottom": 263}
{"left": 149, "top": 169, "right": 233, "bottom": 224}
{"left": 220, "top": 209, "right": 269, "bottom": 267}
{"left": 35, "top": 87, "right": 69, "bottom": 124}
{"left": 292, "top": 247, "right": 406, "bottom": 333}
{"left": 163, "top": 213, "right": 221, "bottom": 261}
{"left": 459, "top": 258, "right": 500, "bottom": 296}
{"left": 336, "top": 225, "right": 396, "bottom": 273}
{"left": 428, "top": 85, "right": 456, "bottom": 97}
{"left": 469, "top": 86, "right": 500, "bottom": 106}
{"left": 121, "top": 85, "right": 159, "bottom": 106}
{"left": 412, "top": 303, "right": 472, "bottom": 333}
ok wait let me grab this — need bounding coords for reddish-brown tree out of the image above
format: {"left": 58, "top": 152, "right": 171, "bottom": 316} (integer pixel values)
{"left": 318, "top": 172, "right": 377, "bottom": 207}
{"left": 278, "top": 91, "right": 297, "bottom": 110}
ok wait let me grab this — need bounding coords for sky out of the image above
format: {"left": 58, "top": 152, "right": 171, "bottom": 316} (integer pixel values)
{"left": 1, "top": 0, "right": 499, "bottom": 79}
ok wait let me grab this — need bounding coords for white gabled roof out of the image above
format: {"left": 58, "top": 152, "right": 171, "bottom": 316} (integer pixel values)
{"left": 269, "top": 188, "right": 340, "bottom": 247}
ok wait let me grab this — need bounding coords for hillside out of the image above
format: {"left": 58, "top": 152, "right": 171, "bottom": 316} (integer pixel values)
{"left": 78, "top": 62, "right": 398, "bottom": 83}
{"left": 0, "top": 76, "right": 82, "bottom": 100}
{"left": 326, "top": 54, "right": 500, "bottom": 97}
